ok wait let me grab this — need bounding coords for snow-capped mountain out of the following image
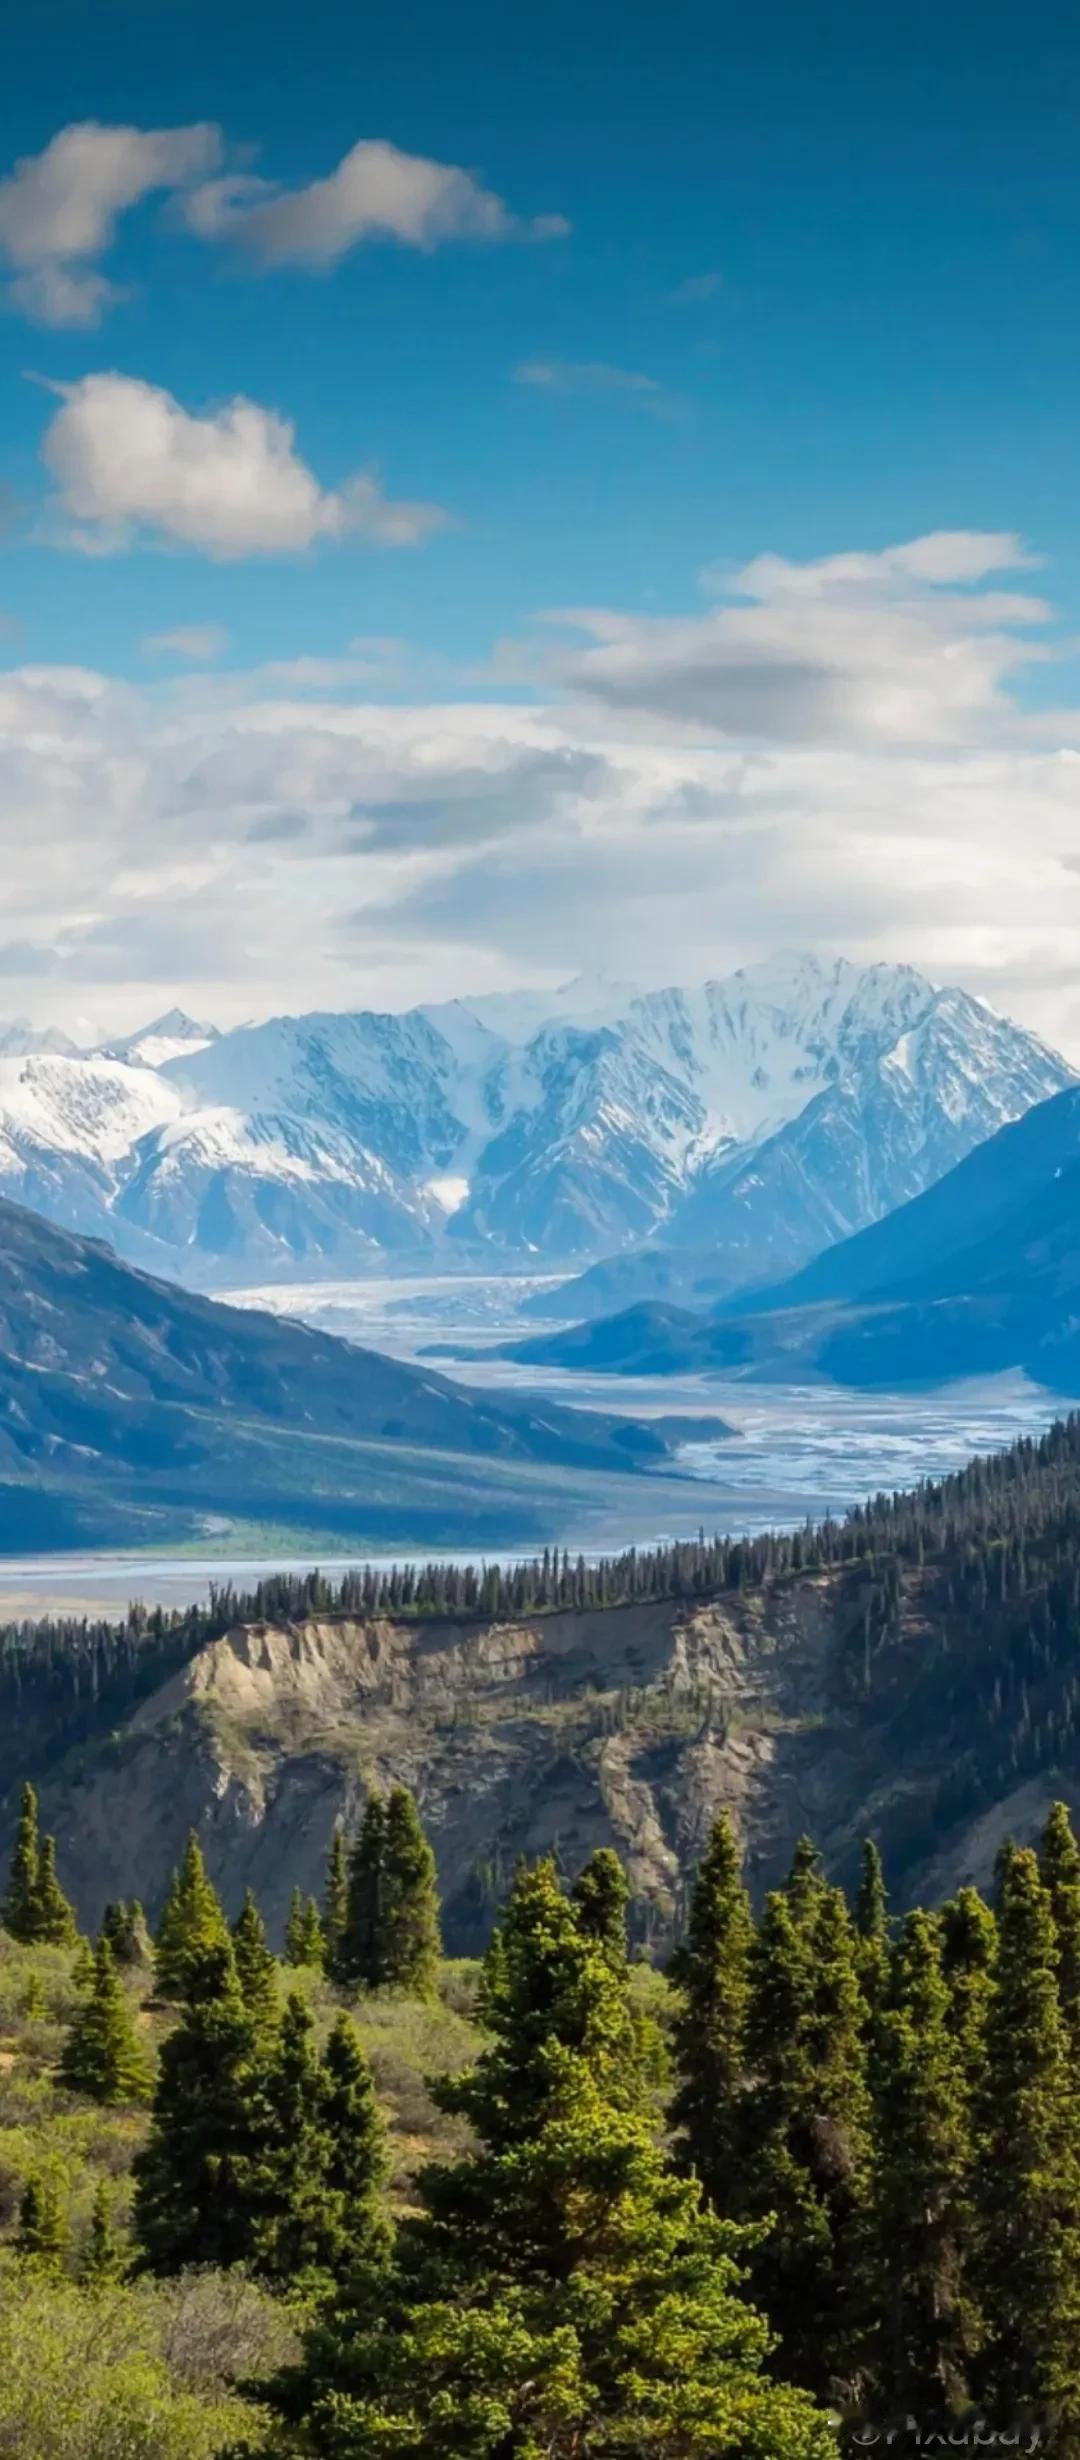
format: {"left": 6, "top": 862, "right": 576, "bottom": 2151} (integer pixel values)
{"left": 0, "top": 956, "right": 1070, "bottom": 1284}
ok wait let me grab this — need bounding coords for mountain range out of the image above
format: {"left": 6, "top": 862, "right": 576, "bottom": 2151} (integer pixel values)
{"left": 496, "top": 1080, "right": 1080, "bottom": 1392}
{"left": 0, "top": 1193, "right": 686, "bottom": 1552}
{"left": 0, "top": 956, "right": 1068, "bottom": 1286}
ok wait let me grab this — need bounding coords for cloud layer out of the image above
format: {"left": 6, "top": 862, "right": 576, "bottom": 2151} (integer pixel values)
{"left": 40, "top": 374, "right": 448, "bottom": 557}
{"left": 1, "top": 532, "right": 1080, "bottom": 1051}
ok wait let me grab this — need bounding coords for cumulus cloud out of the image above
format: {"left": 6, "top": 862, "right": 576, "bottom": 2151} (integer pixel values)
{"left": 182, "top": 137, "right": 568, "bottom": 264}
{"left": 2, "top": 531, "right": 1080, "bottom": 1049}
{"left": 142, "top": 624, "right": 229, "bottom": 662}
{"left": 39, "top": 374, "right": 448, "bottom": 557}
{"left": 0, "top": 120, "right": 222, "bottom": 324}
{"left": 551, "top": 532, "right": 1052, "bottom": 745}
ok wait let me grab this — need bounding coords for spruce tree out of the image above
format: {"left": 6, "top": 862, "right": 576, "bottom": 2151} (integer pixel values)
{"left": 284, "top": 1886, "right": 308, "bottom": 1964}
{"left": 855, "top": 1838, "right": 889, "bottom": 2011}
{"left": 259, "top": 1857, "right": 832, "bottom": 2459}
{"left": 59, "top": 1937, "right": 152, "bottom": 2106}
{"left": 573, "top": 1846, "right": 631, "bottom": 1966}
{"left": 133, "top": 1940, "right": 272, "bottom": 2273}
{"left": 872, "top": 1909, "right": 976, "bottom": 2411}
{"left": 153, "top": 1832, "right": 230, "bottom": 2001}
{"left": 251, "top": 1991, "right": 338, "bottom": 2289}
{"left": 668, "top": 1809, "right": 753, "bottom": 2208}
{"left": 16, "top": 2174, "right": 69, "bottom": 2272}
{"left": 785, "top": 1833, "right": 826, "bottom": 1928}
{"left": 739, "top": 1882, "right": 871, "bottom": 2397}
{"left": 33, "top": 1833, "right": 77, "bottom": 1946}
{"left": 1039, "top": 1799, "right": 1080, "bottom": 2055}
{"left": 973, "top": 1845, "right": 1080, "bottom": 2430}
{"left": 381, "top": 1787, "right": 441, "bottom": 1997}
{"left": 336, "top": 1793, "right": 387, "bottom": 1987}
{"left": 2, "top": 1782, "right": 41, "bottom": 1942}
{"left": 101, "top": 1898, "right": 149, "bottom": 1966}
{"left": 232, "top": 1889, "right": 279, "bottom": 2034}
{"left": 82, "top": 2180, "right": 121, "bottom": 2283}
{"left": 940, "top": 1884, "right": 997, "bottom": 2106}
{"left": 298, "top": 1896, "right": 326, "bottom": 1968}
{"left": 322, "top": 1828, "right": 349, "bottom": 1977}
{"left": 319, "top": 2012, "right": 391, "bottom": 2282}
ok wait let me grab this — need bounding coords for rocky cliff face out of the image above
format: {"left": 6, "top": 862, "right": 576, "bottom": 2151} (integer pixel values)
{"left": 39, "top": 1569, "right": 1074, "bottom": 1946}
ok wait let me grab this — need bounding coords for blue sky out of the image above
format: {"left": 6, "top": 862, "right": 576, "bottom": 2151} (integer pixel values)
{"left": 3, "top": 0, "right": 1080, "bottom": 1045}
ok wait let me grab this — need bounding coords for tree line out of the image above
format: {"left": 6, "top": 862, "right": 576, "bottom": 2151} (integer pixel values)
{"left": 8, "top": 1772, "right": 1080, "bottom": 2448}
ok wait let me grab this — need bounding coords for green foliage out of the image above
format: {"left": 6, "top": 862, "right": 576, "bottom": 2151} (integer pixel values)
{"left": 16, "top": 2170, "right": 70, "bottom": 2271}
{"left": 82, "top": 2179, "right": 121, "bottom": 2282}
{"left": 2, "top": 1783, "right": 42, "bottom": 1942}
{"left": 284, "top": 1887, "right": 325, "bottom": 1968}
{"left": 855, "top": 1839, "right": 890, "bottom": 2010}
{"left": 334, "top": 1789, "right": 442, "bottom": 1997}
{"left": 872, "top": 1909, "right": 976, "bottom": 2408}
{"left": 321, "top": 1831, "right": 349, "bottom": 1977}
{"left": 1039, "top": 1797, "right": 1080, "bottom": 2054}
{"left": 668, "top": 1809, "right": 753, "bottom": 2206}
{"left": 0, "top": 2260, "right": 290, "bottom": 2458}
{"left": 336, "top": 1793, "right": 388, "bottom": 1987}
{"left": 101, "top": 1898, "right": 151, "bottom": 1966}
{"left": 2, "top": 1784, "right": 78, "bottom": 1947}
{"left": 133, "top": 1941, "right": 272, "bottom": 2274}
{"left": 259, "top": 1855, "right": 831, "bottom": 2459}
{"left": 571, "top": 1844, "right": 631, "bottom": 1967}
{"left": 154, "top": 1834, "right": 230, "bottom": 2003}
{"left": 59, "top": 1938, "right": 153, "bottom": 2107}
{"left": 973, "top": 1845, "right": 1080, "bottom": 2426}
{"left": 233, "top": 1891, "right": 280, "bottom": 2034}
{"left": 381, "top": 1788, "right": 442, "bottom": 1997}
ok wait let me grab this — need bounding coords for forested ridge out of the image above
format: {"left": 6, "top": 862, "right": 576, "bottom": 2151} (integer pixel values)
{"left": 3, "top": 1772, "right": 1080, "bottom": 2451}
{"left": 6, "top": 1414, "right": 1080, "bottom": 1886}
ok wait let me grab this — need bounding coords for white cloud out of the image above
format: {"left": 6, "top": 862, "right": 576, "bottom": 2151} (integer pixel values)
{"left": 183, "top": 137, "right": 568, "bottom": 265}
{"left": 550, "top": 532, "right": 1052, "bottom": 745}
{"left": 142, "top": 624, "right": 229, "bottom": 662}
{"left": 514, "top": 359, "right": 663, "bottom": 398}
{"left": 0, "top": 120, "right": 222, "bottom": 325}
{"left": 2, "top": 532, "right": 1080, "bottom": 1052}
{"left": 39, "top": 374, "right": 449, "bottom": 558}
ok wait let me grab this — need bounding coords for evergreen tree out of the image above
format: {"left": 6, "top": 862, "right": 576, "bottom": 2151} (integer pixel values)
{"left": 1039, "top": 1799, "right": 1080, "bottom": 2054}
{"left": 232, "top": 1889, "right": 279, "bottom": 2033}
{"left": 973, "top": 1845, "right": 1080, "bottom": 2430}
{"left": 2, "top": 1782, "right": 41, "bottom": 1942}
{"left": 322, "top": 1828, "right": 349, "bottom": 1977}
{"left": 153, "top": 1832, "right": 230, "bottom": 2001}
{"left": 82, "top": 2180, "right": 121, "bottom": 2283}
{"left": 572, "top": 1846, "right": 631, "bottom": 1967}
{"left": 133, "top": 1940, "right": 272, "bottom": 2273}
{"left": 739, "top": 1883, "right": 871, "bottom": 2397}
{"left": 785, "top": 1833, "right": 826, "bottom": 1928}
{"left": 336, "top": 1793, "right": 388, "bottom": 1988}
{"left": 298, "top": 1896, "right": 326, "bottom": 1968}
{"left": 319, "top": 2012, "right": 391, "bottom": 2282}
{"left": 101, "top": 1898, "right": 149, "bottom": 1966}
{"left": 855, "top": 1838, "right": 890, "bottom": 2011}
{"left": 381, "top": 1787, "right": 441, "bottom": 1997}
{"left": 872, "top": 1909, "right": 976, "bottom": 2411}
{"left": 16, "top": 2174, "right": 69, "bottom": 2272}
{"left": 669, "top": 1809, "right": 753, "bottom": 2208}
{"left": 59, "top": 1937, "right": 152, "bottom": 2106}
{"left": 259, "top": 1856, "right": 832, "bottom": 2460}
{"left": 284, "top": 1886, "right": 308, "bottom": 1964}
{"left": 251, "top": 1991, "right": 338, "bottom": 2289}
{"left": 939, "top": 1884, "right": 997, "bottom": 2106}
{"left": 33, "top": 1833, "right": 77, "bottom": 1946}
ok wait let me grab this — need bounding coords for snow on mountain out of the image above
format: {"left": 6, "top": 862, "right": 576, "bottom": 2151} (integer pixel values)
{"left": 0, "top": 959, "right": 1071, "bottom": 1283}
{"left": 0, "top": 1019, "right": 79, "bottom": 1059}
{"left": 99, "top": 1008, "right": 220, "bottom": 1070}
